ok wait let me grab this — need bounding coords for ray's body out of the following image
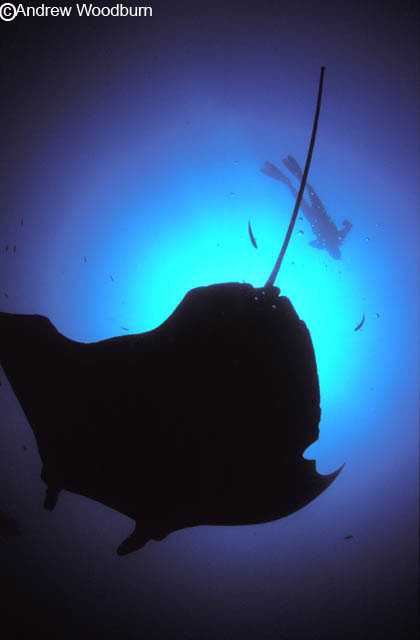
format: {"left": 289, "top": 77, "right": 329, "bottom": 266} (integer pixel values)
{"left": 0, "top": 68, "right": 342, "bottom": 554}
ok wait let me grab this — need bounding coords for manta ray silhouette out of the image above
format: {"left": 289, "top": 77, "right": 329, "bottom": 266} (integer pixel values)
{"left": 0, "top": 67, "right": 342, "bottom": 555}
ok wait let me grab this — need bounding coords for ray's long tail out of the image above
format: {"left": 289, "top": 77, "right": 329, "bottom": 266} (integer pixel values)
{"left": 265, "top": 66, "right": 326, "bottom": 288}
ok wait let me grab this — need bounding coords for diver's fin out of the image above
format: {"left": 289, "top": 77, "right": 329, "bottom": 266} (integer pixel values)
{"left": 261, "top": 161, "right": 291, "bottom": 185}
{"left": 117, "top": 525, "right": 150, "bottom": 556}
{"left": 282, "top": 155, "right": 303, "bottom": 180}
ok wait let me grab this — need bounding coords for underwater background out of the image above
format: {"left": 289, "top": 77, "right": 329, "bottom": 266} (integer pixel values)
{"left": 0, "top": 1, "right": 418, "bottom": 638}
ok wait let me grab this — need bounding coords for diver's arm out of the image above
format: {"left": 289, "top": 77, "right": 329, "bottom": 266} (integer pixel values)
{"left": 338, "top": 220, "right": 352, "bottom": 241}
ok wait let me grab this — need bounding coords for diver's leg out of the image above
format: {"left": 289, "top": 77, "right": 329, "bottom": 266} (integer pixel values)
{"left": 306, "top": 183, "right": 327, "bottom": 216}
{"left": 282, "top": 155, "right": 304, "bottom": 180}
{"left": 261, "top": 161, "right": 292, "bottom": 185}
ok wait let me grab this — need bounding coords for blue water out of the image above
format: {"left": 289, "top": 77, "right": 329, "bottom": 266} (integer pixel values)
{"left": 0, "top": 1, "right": 418, "bottom": 638}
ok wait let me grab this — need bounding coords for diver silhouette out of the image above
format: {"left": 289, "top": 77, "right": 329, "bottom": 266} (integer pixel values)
{"left": 0, "top": 67, "right": 342, "bottom": 555}
{"left": 261, "top": 155, "right": 352, "bottom": 259}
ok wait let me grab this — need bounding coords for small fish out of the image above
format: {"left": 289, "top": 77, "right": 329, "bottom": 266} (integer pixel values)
{"left": 4, "top": 293, "right": 8, "bottom": 299}
{"left": 83, "top": 256, "right": 87, "bottom": 263}
{"left": 248, "top": 220, "right": 258, "bottom": 249}
{"left": 22, "top": 445, "right": 27, "bottom": 451}
{"left": 354, "top": 313, "right": 365, "bottom": 332}
{"left": 109, "top": 275, "right": 114, "bottom": 282}
{"left": 344, "top": 535, "right": 353, "bottom": 539}
{"left": 120, "top": 326, "right": 129, "bottom": 331}
{"left": 20, "top": 219, "right": 24, "bottom": 226}
{"left": 5, "top": 245, "right": 8, "bottom": 252}
{"left": 13, "top": 245, "right": 16, "bottom": 254}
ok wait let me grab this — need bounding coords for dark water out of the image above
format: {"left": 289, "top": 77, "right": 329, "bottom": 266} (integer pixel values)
{"left": 0, "top": 1, "right": 418, "bottom": 638}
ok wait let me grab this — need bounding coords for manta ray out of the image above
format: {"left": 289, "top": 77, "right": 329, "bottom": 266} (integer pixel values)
{"left": 0, "top": 67, "right": 342, "bottom": 555}
{"left": 261, "top": 155, "right": 352, "bottom": 259}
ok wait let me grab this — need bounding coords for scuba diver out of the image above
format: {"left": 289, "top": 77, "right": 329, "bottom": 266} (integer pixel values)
{"left": 261, "top": 155, "right": 352, "bottom": 259}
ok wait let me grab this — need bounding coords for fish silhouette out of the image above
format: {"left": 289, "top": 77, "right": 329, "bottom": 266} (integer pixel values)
{"left": 354, "top": 313, "right": 365, "bottom": 332}
{"left": 248, "top": 219, "right": 258, "bottom": 249}
{"left": 261, "top": 155, "right": 352, "bottom": 259}
{"left": 0, "top": 68, "right": 342, "bottom": 555}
